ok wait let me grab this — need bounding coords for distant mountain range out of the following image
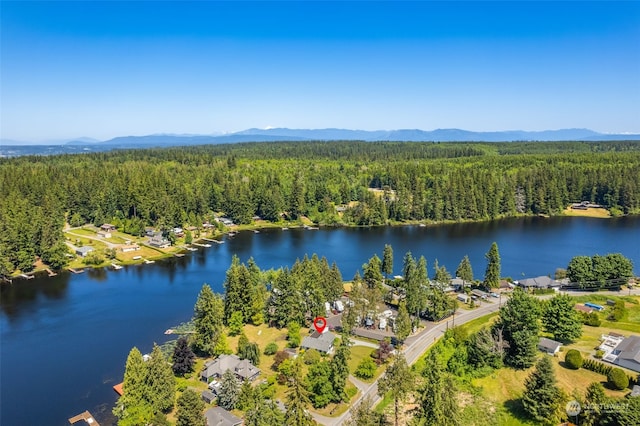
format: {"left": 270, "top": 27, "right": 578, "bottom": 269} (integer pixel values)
{"left": 2, "top": 128, "right": 640, "bottom": 156}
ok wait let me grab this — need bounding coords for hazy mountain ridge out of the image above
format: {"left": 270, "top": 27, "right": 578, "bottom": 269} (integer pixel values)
{"left": 2, "top": 128, "right": 640, "bottom": 157}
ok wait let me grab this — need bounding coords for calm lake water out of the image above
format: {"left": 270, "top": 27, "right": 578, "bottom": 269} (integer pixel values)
{"left": 1, "top": 216, "right": 639, "bottom": 425}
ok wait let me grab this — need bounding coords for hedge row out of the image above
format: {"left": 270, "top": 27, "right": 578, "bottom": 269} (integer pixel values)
{"left": 583, "top": 358, "right": 637, "bottom": 388}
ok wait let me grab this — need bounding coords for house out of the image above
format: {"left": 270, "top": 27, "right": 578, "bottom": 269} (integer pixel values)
{"left": 172, "top": 227, "right": 184, "bottom": 237}
{"left": 148, "top": 232, "right": 170, "bottom": 248}
{"left": 301, "top": 330, "right": 336, "bottom": 354}
{"left": 144, "top": 227, "right": 156, "bottom": 237}
{"left": 97, "top": 230, "right": 112, "bottom": 239}
{"left": 450, "top": 277, "right": 471, "bottom": 291}
{"left": 100, "top": 223, "right": 116, "bottom": 231}
{"left": 201, "top": 390, "right": 216, "bottom": 404}
{"left": 471, "top": 289, "right": 489, "bottom": 300}
{"left": 575, "top": 304, "right": 594, "bottom": 314}
{"left": 120, "top": 244, "right": 140, "bottom": 253}
{"left": 75, "top": 246, "right": 94, "bottom": 257}
{"left": 457, "top": 294, "right": 470, "bottom": 303}
{"left": 516, "top": 276, "right": 561, "bottom": 291}
{"left": 201, "top": 354, "right": 260, "bottom": 383}
{"left": 538, "top": 337, "right": 562, "bottom": 355}
{"left": 205, "top": 407, "right": 242, "bottom": 426}
{"left": 498, "top": 280, "right": 513, "bottom": 292}
{"left": 606, "top": 335, "right": 640, "bottom": 373}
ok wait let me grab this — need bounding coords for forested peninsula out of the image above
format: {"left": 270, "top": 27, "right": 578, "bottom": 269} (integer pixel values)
{"left": 1, "top": 140, "right": 640, "bottom": 275}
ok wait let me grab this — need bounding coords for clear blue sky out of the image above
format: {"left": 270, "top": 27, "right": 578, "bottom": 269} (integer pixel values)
{"left": 2, "top": 1, "right": 639, "bottom": 141}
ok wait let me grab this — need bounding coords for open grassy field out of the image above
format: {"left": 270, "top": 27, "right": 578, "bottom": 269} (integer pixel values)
{"left": 348, "top": 345, "right": 384, "bottom": 383}
{"left": 562, "top": 206, "right": 611, "bottom": 218}
{"left": 571, "top": 295, "right": 640, "bottom": 333}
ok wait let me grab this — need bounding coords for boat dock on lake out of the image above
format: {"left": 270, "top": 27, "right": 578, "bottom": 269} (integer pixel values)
{"left": 68, "top": 410, "right": 99, "bottom": 425}
{"left": 19, "top": 273, "right": 34, "bottom": 280}
{"left": 193, "top": 242, "right": 211, "bottom": 248}
{"left": 45, "top": 268, "right": 57, "bottom": 277}
{"left": 111, "top": 263, "right": 123, "bottom": 270}
{"left": 201, "top": 237, "right": 224, "bottom": 244}
{"left": 68, "top": 268, "right": 84, "bottom": 274}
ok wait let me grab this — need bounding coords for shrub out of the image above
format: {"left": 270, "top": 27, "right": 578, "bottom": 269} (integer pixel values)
{"left": 583, "top": 312, "right": 601, "bottom": 327}
{"left": 264, "top": 342, "right": 278, "bottom": 355}
{"left": 564, "top": 350, "right": 583, "bottom": 369}
{"left": 303, "top": 349, "right": 321, "bottom": 365}
{"left": 594, "top": 349, "right": 604, "bottom": 359}
{"left": 354, "top": 357, "right": 377, "bottom": 379}
{"left": 272, "top": 350, "right": 289, "bottom": 371}
{"left": 607, "top": 368, "right": 629, "bottom": 390}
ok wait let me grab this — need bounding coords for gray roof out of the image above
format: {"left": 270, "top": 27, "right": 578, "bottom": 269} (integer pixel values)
{"left": 75, "top": 246, "right": 94, "bottom": 255}
{"left": 631, "top": 385, "right": 640, "bottom": 397}
{"left": 538, "top": 337, "right": 562, "bottom": 352}
{"left": 518, "top": 276, "right": 559, "bottom": 288}
{"left": 201, "top": 390, "right": 216, "bottom": 403}
{"left": 201, "top": 354, "right": 260, "bottom": 381}
{"left": 616, "top": 335, "right": 640, "bottom": 363}
{"left": 205, "top": 407, "right": 242, "bottom": 426}
{"left": 301, "top": 330, "right": 336, "bottom": 353}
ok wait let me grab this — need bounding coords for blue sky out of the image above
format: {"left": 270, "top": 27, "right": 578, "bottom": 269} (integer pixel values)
{"left": 2, "top": 1, "right": 639, "bottom": 141}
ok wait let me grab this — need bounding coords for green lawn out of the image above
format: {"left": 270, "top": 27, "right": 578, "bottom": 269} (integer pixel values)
{"left": 348, "top": 345, "right": 384, "bottom": 383}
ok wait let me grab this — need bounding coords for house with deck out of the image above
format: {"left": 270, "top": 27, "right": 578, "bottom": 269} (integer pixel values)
{"left": 538, "top": 337, "right": 562, "bottom": 355}
{"left": 148, "top": 232, "right": 170, "bottom": 248}
{"left": 516, "top": 276, "right": 561, "bottom": 291}
{"left": 601, "top": 335, "right": 640, "bottom": 373}
{"left": 205, "top": 407, "right": 242, "bottom": 426}
{"left": 75, "top": 246, "right": 94, "bottom": 257}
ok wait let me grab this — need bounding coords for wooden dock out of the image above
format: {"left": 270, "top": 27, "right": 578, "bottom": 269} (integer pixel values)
{"left": 68, "top": 410, "right": 99, "bottom": 425}
{"left": 68, "top": 268, "right": 84, "bottom": 274}
{"left": 46, "top": 268, "right": 57, "bottom": 277}
{"left": 201, "top": 237, "right": 224, "bottom": 244}
{"left": 19, "top": 273, "right": 34, "bottom": 280}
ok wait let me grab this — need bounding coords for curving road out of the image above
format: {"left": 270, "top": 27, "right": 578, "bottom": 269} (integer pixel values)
{"left": 311, "top": 288, "right": 640, "bottom": 426}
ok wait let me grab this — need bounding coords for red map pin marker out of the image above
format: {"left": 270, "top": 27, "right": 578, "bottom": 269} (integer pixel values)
{"left": 313, "top": 317, "right": 327, "bottom": 334}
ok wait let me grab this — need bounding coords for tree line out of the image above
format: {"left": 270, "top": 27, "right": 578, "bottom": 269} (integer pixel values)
{"left": 2, "top": 141, "right": 639, "bottom": 275}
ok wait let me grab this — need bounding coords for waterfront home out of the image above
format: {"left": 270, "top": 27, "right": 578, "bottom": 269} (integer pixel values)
{"left": 538, "top": 337, "right": 562, "bottom": 355}
{"left": 148, "top": 232, "right": 170, "bottom": 248}
{"left": 471, "top": 289, "right": 489, "bottom": 300}
{"left": 201, "top": 354, "right": 260, "bottom": 383}
{"left": 516, "top": 276, "right": 561, "bottom": 291}
{"left": 100, "top": 223, "right": 116, "bottom": 231}
{"left": 205, "top": 406, "right": 242, "bottom": 426}
{"left": 450, "top": 277, "right": 471, "bottom": 291}
{"left": 75, "top": 246, "right": 94, "bottom": 257}
{"left": 575, "top": 304, "right": 595, "bottom": 314}
{"left": 301, "top": 329, "right": 336, "bottom": 354}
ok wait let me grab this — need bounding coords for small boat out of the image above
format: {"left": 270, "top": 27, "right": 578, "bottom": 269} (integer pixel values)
{"left": 254, "top": 230, "right": 260, "bottom": 234}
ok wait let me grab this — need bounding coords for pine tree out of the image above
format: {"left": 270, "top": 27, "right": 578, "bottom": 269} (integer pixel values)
{"left": 193, "top": 284, "right": 225, "bottom": 356}
{"left": 542, "top": 294, "right": 583, "bottom": 343}
{"left": 363, "top": 254, "right": 383, "bottom": 290}
{"left": 395, "top": 300, "right": 411, "bottom": 344}
{"left": 176, "top": 389, "right": 205, "bottom": 426}
{"left": 382, "top": 244, "right": 394, "bottom": 281}
{"left": 284, "top": 358, "right": 314, "bottom": 426}
{"left": 330, "top": 334, "right": 352, "bottom": 402}
{"left": 224, "top": 255, "right": 251, "bottom": 323}
{"left": 218, "top": 369, "right": 240, "bottom": 410}
{"left": 346, "top": 395, "right": 385, "bottom": 426}
{"left": 172, "top": 336, "right": 195, "bottom": 376}
{"left": 113, "top": 347, "right": 152, "bottom": 423}
{"left": 377, "top": 353, "right": 414, "bottom": 426}
{"left": 455, "top": 255, "right": 474, "bottom": 283}
{"left": 522, "top": 356, "right": 560, "bottom": 424}
{"left": 245, "top": 397, "right": 285, "bottom": 426}
{"left": 494, "top": 288, "right": 541, "bottom": 369}
{"left": 433, "top": 259, "right": 452, "bottom": 284}
{"left": 483, "top": 242, "right": 501, "bottom": 288}
{"left": 416, "top": 350, "right": 459, "bottom": 426}
{"left": 144, "top": 344, "right": 176, "bottom": 413}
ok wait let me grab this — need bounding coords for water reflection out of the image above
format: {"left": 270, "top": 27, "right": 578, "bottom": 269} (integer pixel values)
{"left": 0, "top": 273, "right": 70, "bottom": 321}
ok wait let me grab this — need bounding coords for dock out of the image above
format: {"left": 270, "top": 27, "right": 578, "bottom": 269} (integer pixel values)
{"left": 19, "top": 273, "right": 34, "bottom": 280}
{"left": 111, "top": 263, "right": 123, "bottom": 270}
{"left": 46, "top": 268, "right": 57, "bottom": 277}
{"left": 143, "top": 259, "right": 155, "bottom": 264}
{"left": 68, "top": 410, "right": 99, "bottom": 425}
{"left": 193, "top": 242, "right": 211, "bottom": 248}
{"left": 68, "top": 268, "right": 84, "bottom": 274}
{"left": 201, "top": 237, "right": 224, "bottom": 244}
{"left": 175, "top": 253, "right": 186, "bottom": 258}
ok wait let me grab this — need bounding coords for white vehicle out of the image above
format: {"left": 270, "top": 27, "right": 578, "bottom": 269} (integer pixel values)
{"left": 379, "top": 318, "right": 387, "bottom": 329}
{"left": 334, "top": 300, "right": 344, "bottom": 312}
{"left": 325, "top": 302, "right": 331, "bottom": 313}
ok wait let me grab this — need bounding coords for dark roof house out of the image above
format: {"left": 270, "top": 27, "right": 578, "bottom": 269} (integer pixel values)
{"left": 538, "top": 337, "right": 562, "bottom": 355}
{"left": 205, "top": 407, "right": 242, "bottom": 426}
{"left": 75, "top": 246, "right": 94, "bottom": 257}
{"left": 201, "top": 390, "right": 216, "bottom": 404}
{"left": 301, "top": 330, "right": 336, "bottom": 354}
{"left": 148, "top": 232, "right": 170, "bottom": 248}
{"left": 201, "top": 354, "right": 260, "bottom": 383}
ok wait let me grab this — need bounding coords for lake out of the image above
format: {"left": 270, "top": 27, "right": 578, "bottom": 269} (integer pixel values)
{"left": 1, "top": 216, "right": 639, "bottom": 425}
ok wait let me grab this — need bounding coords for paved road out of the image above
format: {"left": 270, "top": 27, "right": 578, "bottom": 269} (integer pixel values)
{"left": 311, "top": 288, "right": 640, "bottom": 426}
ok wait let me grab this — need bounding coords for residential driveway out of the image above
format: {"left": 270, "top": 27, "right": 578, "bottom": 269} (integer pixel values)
{"left": 65, "top": 230, "right": 119, "bottom": 249}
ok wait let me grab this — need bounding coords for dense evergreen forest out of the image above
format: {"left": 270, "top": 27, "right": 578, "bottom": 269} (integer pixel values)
{"left": 1, "top": 140, "right": 640, "bottom": 274}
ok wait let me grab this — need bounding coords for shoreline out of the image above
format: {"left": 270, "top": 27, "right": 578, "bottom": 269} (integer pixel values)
{"left": 5, "top": 211, "right": 638, "bottom": 282}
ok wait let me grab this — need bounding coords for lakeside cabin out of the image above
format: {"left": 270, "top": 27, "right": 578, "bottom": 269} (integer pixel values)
{"left": 75, "top": 246, "right": 94, "bottom": 257}
{"left": 538, "top": 337, "right": 562, "bottom": 355}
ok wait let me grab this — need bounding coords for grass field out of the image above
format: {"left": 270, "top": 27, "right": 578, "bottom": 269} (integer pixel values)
{"left": 562, "top": 206, "right": 611, "bottom": 218}
{"left": 348, "top": 345, "right": 384, "bottom": 383}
